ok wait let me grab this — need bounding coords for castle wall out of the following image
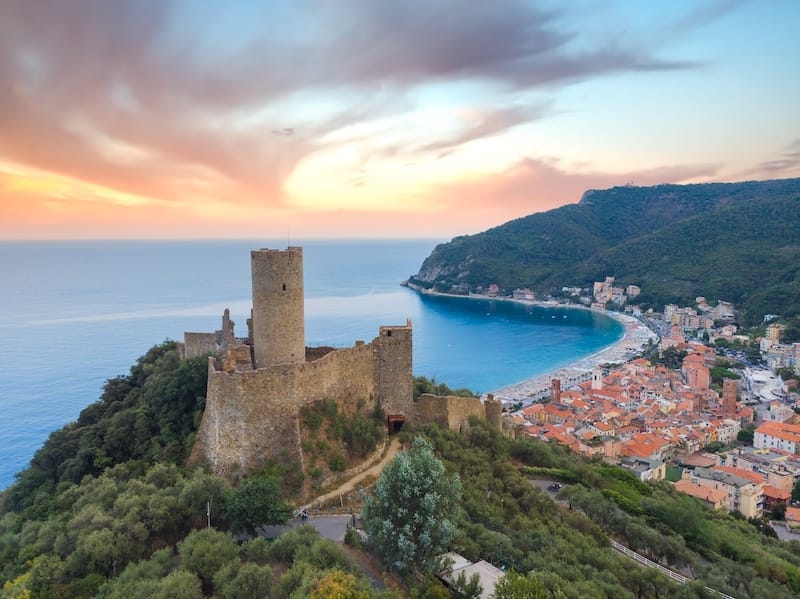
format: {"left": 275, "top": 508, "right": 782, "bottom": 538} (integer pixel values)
{"left": 414, "top": 394, "right": 488, "bottom": 432}
{"left": 190, "top": 339, "right": 384, "bottom": 476}
{"left": 182, "top": 309, "right": 240, "bottom": 360}
{"left": 251, "top": 247, "right": 305, "bottom": 368}
{"left": 182, "top": 333, "right": 218, "bottom": 360}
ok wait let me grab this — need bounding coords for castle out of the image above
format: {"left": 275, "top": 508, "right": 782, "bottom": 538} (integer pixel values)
{"left": 183, "top": 246, "right": 501, "bottom": 478}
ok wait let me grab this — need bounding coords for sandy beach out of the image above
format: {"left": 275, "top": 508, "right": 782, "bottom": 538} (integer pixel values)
{"left": 404, "top": 283, "right": 659, "bottom": 404}
{"left": 489, "top": 310, "right": 658, "bottom": 403}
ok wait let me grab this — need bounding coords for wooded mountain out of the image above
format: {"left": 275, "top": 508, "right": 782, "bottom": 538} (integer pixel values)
{"left": 409, "top": 178, "right": 800, "bottom": 324}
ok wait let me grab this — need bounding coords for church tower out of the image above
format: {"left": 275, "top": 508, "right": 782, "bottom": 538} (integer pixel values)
{"left": 551, "top": 378, "right": 562, "bottom": 404}
{"left": 250, "top": 247, "right": 305, "bottom": 369}
{"left": 592, "top": 366, "right": 603, "bottom": 390}
{"left": 722, "top": 378, "right": 737, "bottom": 418}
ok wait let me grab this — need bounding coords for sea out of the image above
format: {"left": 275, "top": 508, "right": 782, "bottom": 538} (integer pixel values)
{"left": 0, "top": 239, "right": 622, "bottom": 489}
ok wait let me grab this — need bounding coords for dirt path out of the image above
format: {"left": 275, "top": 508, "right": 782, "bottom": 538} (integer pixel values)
{"left": 305, "top": 436, "right": 402, "bottom": 509}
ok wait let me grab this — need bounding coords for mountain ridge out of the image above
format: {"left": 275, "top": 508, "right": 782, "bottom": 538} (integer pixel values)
{"left": 409, "top": 178, "right": 800, "bottom": 324}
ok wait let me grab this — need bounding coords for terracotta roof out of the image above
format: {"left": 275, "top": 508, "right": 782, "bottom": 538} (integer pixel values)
{"left": 786, "top": 506, "right": 800, "bottom": 523}
{"left": 683, "top": 353, "right": 706, "bottom": 364}
{"left": 763, "top": 485, "right": 791, "bottom": 501}
{"left": 714, "top": 465, "right": 765, "bottom": 484}
{"left": 756, "top": 421, "right": 800, "bottom": 443}
{"left": 684, "top": 453, "right": 717, "bottom": 468}
{"left": 675, "top": 479, "right": 727, "bottom": 505}
{"left": 521, "top": 404, "right": 544, "bottom": 417}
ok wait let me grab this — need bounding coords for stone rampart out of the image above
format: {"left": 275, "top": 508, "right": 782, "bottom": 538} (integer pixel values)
{"left": 181, "top": 333, "right": 218, "bottom": 360}
{"left": 414, "top": 393, "right": 488, "bottom": 432}
{"left": 182, "top": 309, "right": 240, "bottom": 360}
{"left": 190, "top": 336, "right": 394, "bottom": 476}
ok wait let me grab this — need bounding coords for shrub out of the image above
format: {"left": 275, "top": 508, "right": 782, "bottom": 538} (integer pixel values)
{"left": 300, "top": 410, "right": 323, "bottom": 431}
{"left": 329, "top": 451, "right": 347, "bottom": 472}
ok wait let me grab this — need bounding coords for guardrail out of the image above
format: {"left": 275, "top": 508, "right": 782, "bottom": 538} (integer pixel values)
{"left": 609, "top": 539, "right": 736, "bottom": 599}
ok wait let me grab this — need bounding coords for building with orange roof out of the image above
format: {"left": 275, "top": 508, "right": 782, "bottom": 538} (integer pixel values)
{"left": 542, "top": 429, "right": 579, "bottom": 451}
{"left": 521, "top": 403, "right": 546, "bottom": 422}
{"left": 714, "top": 465, "right": 765, "bottom": 484}
{"left": 722, "top": 447, "right": 800, "bottom": 493}
{"left": 684, "top": 467, "right": 763, "bottom": 518}
{"left": 762, "top": 485, "right": 791, "bottom": 512}
{"left": 755, "top": 421, "right": 800, "bottom": 454}
{"left": 675, "top": 479, "right": 727, "bottom": 510}
{"left": 544, "top": 403, "right": 573, "bottom": 425}
{"left": 622, "top": 433, "right": 671, "bottom": 462}
{"left": 683, "top": 363, "right": 710, "bottom": 391}
{"left": 786, "top": 506, "right": 800, "bottom": 530}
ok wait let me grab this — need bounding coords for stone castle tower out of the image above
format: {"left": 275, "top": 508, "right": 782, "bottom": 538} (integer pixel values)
{"left": 185, "top": 246, "right": 416, "bottom": 477}
{"left": 251, "top": 247, "right": 305, "bottom": 368}
{"left": 183, "top": 245, "right": 503, "bottom": 480}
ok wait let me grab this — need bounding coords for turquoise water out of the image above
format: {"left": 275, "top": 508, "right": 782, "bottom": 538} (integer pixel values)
{"left": 0, "top": 240, "right": 621, "bottom": 487}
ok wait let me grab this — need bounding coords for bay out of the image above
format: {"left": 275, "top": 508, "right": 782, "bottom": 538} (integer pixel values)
{"left": 0, "top": 239, "right": 621, "bottom": 488}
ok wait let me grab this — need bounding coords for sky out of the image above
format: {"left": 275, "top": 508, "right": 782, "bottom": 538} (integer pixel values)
{"left": 1, "top": 0, "right": 799, "bottom": 240}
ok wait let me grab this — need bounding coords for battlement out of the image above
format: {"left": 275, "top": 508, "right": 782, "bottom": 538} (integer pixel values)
{"left": 185, "top": 248, "right": 499, "bottom": 485}
{"left": 379, "top": 319, "right": 412, "bottom": 339}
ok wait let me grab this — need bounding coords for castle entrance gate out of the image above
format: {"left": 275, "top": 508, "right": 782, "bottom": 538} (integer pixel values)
{"left": 387, "top": 414, "right": 404, "bottom": 435}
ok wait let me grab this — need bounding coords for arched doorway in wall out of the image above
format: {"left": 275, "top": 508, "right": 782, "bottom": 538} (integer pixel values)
{"left": 387, "top": 414, "right": 404, "bottom": 435}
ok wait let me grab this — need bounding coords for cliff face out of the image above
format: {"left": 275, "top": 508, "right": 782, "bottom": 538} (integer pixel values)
{"left": 414, "top": 247, "right": 474, "bottom": 286}
{"left": 407, "top": 178, "right": 800, "bottom": 323}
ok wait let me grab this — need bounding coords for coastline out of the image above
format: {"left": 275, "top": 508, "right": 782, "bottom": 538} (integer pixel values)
{"left": 404, "top": 282, "right": 659, "bottom": 403}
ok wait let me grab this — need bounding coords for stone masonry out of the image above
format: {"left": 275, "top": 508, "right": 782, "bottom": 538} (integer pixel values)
{"left": 186, "top": 247, "right": 414, "bottom": 477}
{"left": 185, "top": 246, "right": 500, "bottom": 479}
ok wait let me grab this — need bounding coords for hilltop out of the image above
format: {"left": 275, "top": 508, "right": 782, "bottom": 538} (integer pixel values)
{"left": 2, "top": 343, "right": 800, "bottom": 597}
{"left": 408, "top": 178, "right": 800, "bottom": 324}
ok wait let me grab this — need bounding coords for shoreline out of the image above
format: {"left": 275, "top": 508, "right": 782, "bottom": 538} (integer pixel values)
{"left": 404, "top": 282, "right": 660, "bottom": 403}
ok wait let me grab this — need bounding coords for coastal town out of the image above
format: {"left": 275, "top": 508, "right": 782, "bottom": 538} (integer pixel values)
{"left": 477, "top": 277, "right": 800, "bottom": 530}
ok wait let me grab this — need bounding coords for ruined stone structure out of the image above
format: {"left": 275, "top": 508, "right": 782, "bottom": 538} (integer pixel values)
{"left": 184, "top": 247, "right": 415, "bottom": 476}
{"left": 180, "top": 308, "right": 242, "bottom": 360}
{"left": 415, "top": 393, "right": 503, "bottom": 432}
{"left": 184, "top": 246, "right": 500, "bottom": 479}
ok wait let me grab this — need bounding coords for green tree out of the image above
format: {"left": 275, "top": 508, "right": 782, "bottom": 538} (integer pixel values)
{"left": 450, "top": 571, "right": 483, "bottom": 599}
{"left": 493, "top": 570, "right": 545, "bottom": 599}
{"left": 214, "top": 561, "right": 274, "bottom": 599}
{"left": 226, "top": 474, "right": 291, "bottom": 534}
{"left": 772, "top": 502, "right": 788, "bottom": 521}
{"left": 155, "top": 570, "right": 204, "bottom": 599}
{"left": 291, "top": 569, "right": 373, "bottom": 599}
{"left": 176, "top": 528, "right": 238, "bottom": 585}
{"left": 737, "top": 427, "right": 755, "bottom": 445}
{"left": 413, "top": 376, "right": 476, "bottom": 400}
{"left": 361, "top": 436, "right": 461, "bottom": 576}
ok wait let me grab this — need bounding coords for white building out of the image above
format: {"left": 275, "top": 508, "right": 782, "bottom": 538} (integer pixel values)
{"left": 754, "top": 421, "right": 800, "bottom": 455}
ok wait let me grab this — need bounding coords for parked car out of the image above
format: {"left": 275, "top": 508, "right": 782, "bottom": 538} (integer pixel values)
{"left": 548, "top": 483, "right": 562, "bottom": 491}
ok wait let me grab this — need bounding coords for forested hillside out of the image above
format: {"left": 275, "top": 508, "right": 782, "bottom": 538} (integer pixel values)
{"left": 3, "top": 345, "right": 800, "bottom": 597}
{"left": 409, "top": 178, "right": 800, "bottom": 324}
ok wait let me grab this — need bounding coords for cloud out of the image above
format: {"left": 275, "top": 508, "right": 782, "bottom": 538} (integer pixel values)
{"left": 1, "top": 157, "right": 722, "bottom": 240}
{"left": 420, "top": 104, "right": 550, "bottom": 157}
{"left": 661, "top": 0, "right": 746, "bottom": 38}
{"left": 0, "top": 0, "right": 710, "bottom": 236}
{"left": 752, "top": 139, "right": 800, "bottom": 176}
